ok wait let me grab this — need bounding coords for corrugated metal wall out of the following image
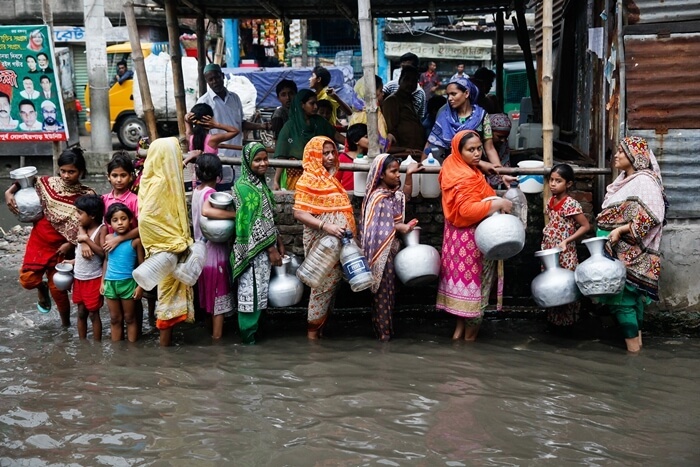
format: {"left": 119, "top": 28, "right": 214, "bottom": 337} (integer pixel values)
{"left": 535, "top": 0, "right": 566, "bottom": 53}
{"left": 623, "top": 30, "right": 700, "bottom": 219}
{"left": 628, "top": 130, "right": 700, "bottom": 219}
{"left": 624, "top": 34, "right": 700, "bottom": 130}
{"left": 626, "top": 0, "right": 700, "bottom": 24}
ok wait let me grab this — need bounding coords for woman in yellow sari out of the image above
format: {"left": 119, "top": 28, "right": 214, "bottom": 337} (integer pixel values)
{"left": 293, "top": 136, "right": 356, "bottom": 339}
{"left": 138, "top": 137, "right": 194, "bottom": 346}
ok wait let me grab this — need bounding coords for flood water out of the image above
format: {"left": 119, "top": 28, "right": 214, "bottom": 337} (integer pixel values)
{"left": 0, "top": 294, "right": 698, "bottom": 465}
{"left": 1, "top": 177, "right": 699, "bottom": 465}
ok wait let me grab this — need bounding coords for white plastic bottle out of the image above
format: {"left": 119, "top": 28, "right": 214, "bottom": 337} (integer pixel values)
{"left": 400, "top": 155, "right": 420, "bottom": 198}
{"left": 339, "top": 231, "right": 373, "bottom": 292}
{"left": 504, "top": 181, "right": 528, "bottom": 228}
{"left": 353, "top": 153, "right": 370, "bottom": 197}
{"left": 419, "top": 154, "right": 441, "bottom": 198}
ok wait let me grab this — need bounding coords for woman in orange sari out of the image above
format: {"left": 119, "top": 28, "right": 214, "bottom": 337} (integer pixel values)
{"left": 293, "top": 136, "right": 356, "bottom": 339}
{"left": 437, "top": 130, "right": 512, "bottom": 341}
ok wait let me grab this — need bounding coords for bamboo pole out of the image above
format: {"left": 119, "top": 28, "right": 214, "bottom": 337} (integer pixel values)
{"left": 358, "top": 0, "right": 380, "bottom": 158}
{"left": 542, "top": 0, "right": 553, "bottom": 221}
{"left": 123, "top": 1, "right": 158, "bottom": 142}
{"left": 300, "top": 20, "right": 308, "bottom": 66}
{"left": 164, "top": 0, "right": 187, "bottom": 137}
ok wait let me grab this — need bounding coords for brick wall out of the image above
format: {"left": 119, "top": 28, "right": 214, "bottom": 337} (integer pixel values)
{"left": 271, "top": 174, "right": 596, "bottom": 309}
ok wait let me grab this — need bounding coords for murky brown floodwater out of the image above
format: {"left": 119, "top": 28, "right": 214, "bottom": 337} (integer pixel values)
{"left": 1, "top": 176, "right": 699, "bottom": 465}
{"left": 0, "top": 280, "right": 698, "bottom": 466}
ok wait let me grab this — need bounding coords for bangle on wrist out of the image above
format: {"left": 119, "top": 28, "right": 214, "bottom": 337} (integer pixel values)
{"left": 319, "top": 220, "right": 326, "bottom": 231}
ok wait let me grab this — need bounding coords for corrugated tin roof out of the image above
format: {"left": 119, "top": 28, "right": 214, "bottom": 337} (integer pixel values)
{"left": 151, "top": 0, "right": 513, "bottom": 20}
{"left": 624, "top": 34, "right": 700, "bottom": 131}
{"left": 629, "top": 130, "right": 700, "bottom": 219}
{"left": 626, "top": 0, "right": 700, "bottom": 24}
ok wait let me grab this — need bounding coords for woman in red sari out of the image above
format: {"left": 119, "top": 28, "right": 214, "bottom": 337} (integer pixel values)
{"left": 5, "top": 148, "right": 95, "bottom": 325}
{"left": 436, "top": 130, "right": 512, "bottom": 341}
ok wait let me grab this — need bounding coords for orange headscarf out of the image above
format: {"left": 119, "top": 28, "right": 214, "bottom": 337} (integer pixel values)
{"left": 439, "top": 130, "right": 496, "bottom": 228}
{"left": 294, "top": 136, "right": 357, "bottom": 233}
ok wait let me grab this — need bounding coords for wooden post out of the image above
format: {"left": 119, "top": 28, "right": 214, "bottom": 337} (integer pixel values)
{"left": 164, "top": 0, "right": 187, "bottom": 137}
{"left": 542, "top": 0, "right": 554, "bottom": 221}
{"left": 41, "top": 0, "right": 61, "bottom": 173}
{"left": 358, "top": 0, "right": 380, "bottom": 158}
{"left": 214, "top": 37, "right": 224, "bottom": 65}
{"left": 123, "top": 1, "right": 158, "bottom": 142}
{"left": 196, "top": 14, "right": 207, "bottom": 96}
{"left": 300, "top": 20, "right": 308, "bottom": 67}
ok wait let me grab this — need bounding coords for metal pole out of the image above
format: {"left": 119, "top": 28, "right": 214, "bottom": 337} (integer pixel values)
{"left": 196, "top": 14, "right": 207, "bottom": 96}
{"left": 123, "top": 1, "right": 158, "bottom": 141}
{"left": 83, "top": 0, "right": 112, "bottom": 154}
{"left": 358, "top": 0, "right": 380, "bottom": 158}
{"left": 164, "top": 0, "right": 187, "bottom": 137}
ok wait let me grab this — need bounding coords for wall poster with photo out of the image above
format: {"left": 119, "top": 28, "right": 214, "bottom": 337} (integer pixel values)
{"left": 0, "top": 24, "right": 69, "bottom": 142}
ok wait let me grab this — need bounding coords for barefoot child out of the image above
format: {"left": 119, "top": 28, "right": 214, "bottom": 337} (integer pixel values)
{"left": 70, "top": 194, "right": 107, "bottom": 340}
{"left": 542, "top": 163, "right": 591, "bottom": 326}
{"left": 191, "top": 154, "right": 236, "bottom": 339}
{"left": 101, "top": 203, "right": 144, "bottom": 342}
{"left": 232, "top": 143, "right": 284, "bottom": 344}
{"left": 361, "top": 154, "right": 422, "bottom": 341}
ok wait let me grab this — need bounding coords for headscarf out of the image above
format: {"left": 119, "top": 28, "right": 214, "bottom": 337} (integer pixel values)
{"left": 361, "top": 154, "right": 405, "bottom": 292}
{"left": 439, "top": 130, "right": 496, "bottom": 228}
{"left": 274, "top": 89, "right": 336, "bottom": 160}
{"left": 138, "top": 137, "right": 194, "bottom": 329}
{"left": 35, "top": 176, "right": 95, "bottom": 244}
{"left": 490, "top": 113, "right": 512, "bottom": 133}
{"left": 294, "top": 136, "right": 356, "bottom": 233}
{"left": 428, "top": 77, "right": 486, "bottom": 149}
{"left": 316, "top": 87, "right": 339, "bottom": 125}
{"left": 602, "top": 136, "right": 667, "bottom": 212}
{"left": 231, "top": 142, "right": 278, "bottom": 279}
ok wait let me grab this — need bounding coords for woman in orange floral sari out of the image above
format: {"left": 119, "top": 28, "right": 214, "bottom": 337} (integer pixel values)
{"left": 293, "top": 136, "right": 356, "bottom": 339}
{"left": 437, "top": 130, "right": 512, "bottom": 341}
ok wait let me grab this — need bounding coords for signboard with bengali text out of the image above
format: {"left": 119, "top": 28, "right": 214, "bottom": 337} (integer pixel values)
{"left": 0, "top": 24, "right": 69, "bottom": 142}
{"left": 384, "top": 40, "right": 492, "bottom": 61}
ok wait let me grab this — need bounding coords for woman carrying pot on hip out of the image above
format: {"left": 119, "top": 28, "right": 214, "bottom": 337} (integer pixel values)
{"left": 596, "top": 136, "right": 667, "bottom": 353}
{"left": 4, "top": 148, "right": 95, "bottom": 325}
{"left": 292, "top": 136, "right": 356, "bottom": 340}
{"left": 436, "top": 130, "right": 512, "bottom": 341}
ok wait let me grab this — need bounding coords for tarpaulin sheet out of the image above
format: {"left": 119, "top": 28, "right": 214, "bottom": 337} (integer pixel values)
{"left": 221, "top": 65, "right": 355, "bottom": 109}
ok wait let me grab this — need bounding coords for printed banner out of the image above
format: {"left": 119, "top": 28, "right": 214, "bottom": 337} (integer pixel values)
{"left": 0, "top": 25, "right": 69, "bottom": 142}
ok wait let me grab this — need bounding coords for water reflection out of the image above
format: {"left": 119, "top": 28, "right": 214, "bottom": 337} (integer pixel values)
{"left": 0, "top": 306, "right": 698, "bottom": 465}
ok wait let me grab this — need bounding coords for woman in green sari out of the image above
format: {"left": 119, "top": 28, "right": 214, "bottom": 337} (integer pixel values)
{"left": 232, "top": 142, "right": 285, "bottom": 344}
{"left": 273, "top": 89, "right": 339, "bottom": 191}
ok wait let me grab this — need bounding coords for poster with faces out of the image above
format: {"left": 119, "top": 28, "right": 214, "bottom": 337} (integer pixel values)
{"left": 0, "top": 24, "right": 68, "bottom": 142}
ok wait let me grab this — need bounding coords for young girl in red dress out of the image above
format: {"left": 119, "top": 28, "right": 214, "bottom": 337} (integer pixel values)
{"left": 541, "top": 163, "right": 591, "bottom": 326}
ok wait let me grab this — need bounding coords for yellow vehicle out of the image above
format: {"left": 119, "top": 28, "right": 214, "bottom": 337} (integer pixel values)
{"left": 84, "top": 42, "right": 152, "bottom": 149}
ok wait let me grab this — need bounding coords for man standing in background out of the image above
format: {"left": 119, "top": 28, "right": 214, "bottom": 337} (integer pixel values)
{"left": 419, "top": 61, "right": 442, "bottom": 101}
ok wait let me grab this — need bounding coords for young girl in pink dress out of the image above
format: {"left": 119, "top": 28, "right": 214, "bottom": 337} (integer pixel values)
{"left": 541, "top": 164, "right": 591, "bottom": 326}
{"left": 191, "top": 153, "right": 237, "bottom": 339}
